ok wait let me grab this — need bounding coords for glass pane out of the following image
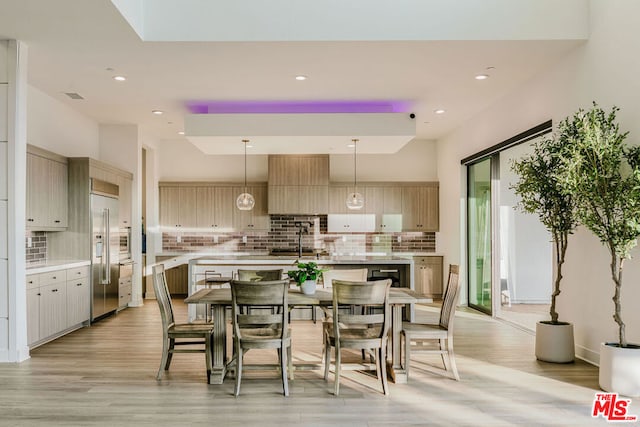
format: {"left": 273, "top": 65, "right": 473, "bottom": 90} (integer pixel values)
{"left": 468, "top": 159, "right": 492, "bottom": 313}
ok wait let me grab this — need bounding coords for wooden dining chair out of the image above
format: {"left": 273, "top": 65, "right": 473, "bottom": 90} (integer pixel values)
{"left": 235, "top": 269, "right": 283, "bottom": 315}
{"left": 230, "top": 279, "right": 292, "bottom": 397}
{"left": 323, "top": 279, "right": 392, "bottom": 396}
{"left": 152, "top": 264, "right": 214, "bottom": 382}
{"left": 401, "top": 264, "right": 461, "bottom": 381}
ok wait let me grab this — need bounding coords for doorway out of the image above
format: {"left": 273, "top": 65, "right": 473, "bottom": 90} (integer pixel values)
{"left": 463, "top": 122, "right": 553, "bottom": 327}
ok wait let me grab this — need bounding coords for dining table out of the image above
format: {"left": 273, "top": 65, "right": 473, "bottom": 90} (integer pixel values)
{"left": 184, "top": 286, "right": 432, "bottom": 385}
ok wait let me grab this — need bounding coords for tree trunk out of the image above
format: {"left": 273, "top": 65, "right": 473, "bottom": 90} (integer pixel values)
{"left": 550, "top": 231, "right": 567, "bottom": 324}
{"left": 609, "top": 251, "right": 627, "bottom": 347}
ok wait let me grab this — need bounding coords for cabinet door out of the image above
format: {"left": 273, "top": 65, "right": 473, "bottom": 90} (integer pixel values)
{"left": 401, "top": 186, "right": 421, "bottom": 230}
{"left": 214, "top": 187, "right": 235, "bottom": 230}
{"left": 268, "top": 186, "right": 299, "bottom": 214}
{"left": 66, "top": 277, "right": 90, "bottom": 326}
{"left": 329, "top": 186, "right": 350, "bottom": 214}
{"left": 118, "top": 176, "right": 132, "bottom": 228}
{"left": 39, "top": 283, "right": 67, "bottom": 339}
{"left": 27, "top": 287, "right": 40, "bottom": 345}
{"left": 196, "top": 187, "right": 216, "bottom": 230}
{"left": 26, "top": 153, "right": 49, "bottom": 227}
{"left": 422, "top": 186, "right": 439, "bottom": 231}
{"left": 160, "top": 187, "right": 197, "bottom": 229}
{"left": 299, "top": 186, "right": 328, "bottom": 214}
{"left": 415, "top": 256, "right": 443, "bottom": 297}
{"left": 249, "top": 185, "right": 270, "bottom": 230}
{"left": 268, "top": 156, "right": 299, "bottom": 185}
{"left": 48, "top": 159, "right": 68, "bottom": 228}
{"left": 365, "top": 186, "right": 384, "bottom": 230}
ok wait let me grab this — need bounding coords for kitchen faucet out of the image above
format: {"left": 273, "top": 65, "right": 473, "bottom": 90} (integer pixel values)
{"left": 294, "top": 221, "right": 314, "bottom": 258}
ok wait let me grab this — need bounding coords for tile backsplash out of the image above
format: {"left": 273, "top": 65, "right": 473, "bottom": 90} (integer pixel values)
{"left": 162, "top": 215, "right": 436, "bottom": 254}
{"left": 26, "top": 231, "right": 47, "bottom": 264}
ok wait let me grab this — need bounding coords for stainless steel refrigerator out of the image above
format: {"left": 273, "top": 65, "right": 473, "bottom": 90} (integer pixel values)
{"left": 90, "top": 179, "right": 120, "bottom": 321}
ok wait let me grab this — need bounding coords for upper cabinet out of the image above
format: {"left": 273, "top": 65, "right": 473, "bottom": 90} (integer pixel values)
{"left": 26, "top": 146, "right": 68, "bottom": 230}
{"left": 365, "top": 185, "right": 403, "bottom": 232}
{"left": 268, "top": 155, "right": 329, "bottom": 214}
{"left": 117, "top": 175, "right": 132, "bottom": 228}
{"left": 159, "top": 186, "right": 198, "bottom": 230}
{"left": 402, "top": 184, "right": 439, "bottom": 231}
{"left": 232, "top": 184, "right": 269, "bottom": 231}
{"left": 160, "top": 183, "right": 269, "bottom": 232}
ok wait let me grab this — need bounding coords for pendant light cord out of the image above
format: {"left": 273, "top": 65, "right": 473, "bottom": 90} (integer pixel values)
{"left": 353, "top": 138, "right": 358, "bottom": 194}
{"left": 242, "top": 139, "right": 249, "bottom": 193}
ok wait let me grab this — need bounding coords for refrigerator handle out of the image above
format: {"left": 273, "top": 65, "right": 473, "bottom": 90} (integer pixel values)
{"left": 103, "top": 208, "right": 111, "bottom": 285}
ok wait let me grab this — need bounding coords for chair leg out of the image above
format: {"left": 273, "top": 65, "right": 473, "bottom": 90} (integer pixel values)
{"left": 234, "top": 345, "right": 243, "bottom": 396}
{"left": 323, "top": 338, "right": 331, "bottom": 381}
{"left": 334, "top": 346, "right": 341, "bottom": 396}
{"left": 447, "top": 338, "right": 460, "bottom": 381}
{"left": 379, "top": 346, "right": 389, "bottom": 396}
{"left": 287, "top": 341, "right": 294, "bottom": 380}
{"left": 157, "top": 337, "right": 170, "bottom": 380}
{"left": 165, "top": 338, "right": 175, "bottom": 369}
{"left": 281, "top": 344, "right": 289, "bottom": 397}
{"left": 440, "top": 338, "right": 450, "bottom": 372}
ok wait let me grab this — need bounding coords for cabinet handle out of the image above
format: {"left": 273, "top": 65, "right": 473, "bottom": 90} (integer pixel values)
{"left": 76, "top": 283, "right": 82, "bottom": 286}
{"left": 123, "top": 221, "right": 128, "bottom": 224}
{"left": 76, "top": 272, "right": 81, "bottom": 275}
{"left": 52, "top": 276, "right": 57, "bottom": 280}
{"left": 27, "top": 218, "right": 34, "bottom": 222}
{"left": 52, "top": 289, "right": 58, "bottom": 292}
{"left": 37, "top": 293, "right": 41, "bottom": 296}
{"left": 54, "top": 220, "right": 61, "bottom": 223}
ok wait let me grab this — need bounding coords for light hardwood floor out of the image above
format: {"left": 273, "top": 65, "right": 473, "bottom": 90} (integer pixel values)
{"left": 0, "top": 301, "right": 608, "bottom": 426}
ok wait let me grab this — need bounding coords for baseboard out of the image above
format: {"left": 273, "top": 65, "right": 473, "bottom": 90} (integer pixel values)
{"left": 576, "top": 344, "right": 600, "bottom": 366}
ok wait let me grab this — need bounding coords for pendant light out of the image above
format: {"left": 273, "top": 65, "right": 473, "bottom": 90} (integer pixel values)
{"left": 236, "top": 139, "right": 255, "bottom": 211}
{"left": 346, "top": 138, "right": 365, "bottom": 210}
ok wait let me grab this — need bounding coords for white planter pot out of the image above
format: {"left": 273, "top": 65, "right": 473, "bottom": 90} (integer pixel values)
{"left": 535, "top": 321, "right": 574, "bottom": 363}
{"left": 599, "top": 342, "right": 640, "bottom": 397}
{"left": 300, "top": 279, "right": 317, "bottom": 295}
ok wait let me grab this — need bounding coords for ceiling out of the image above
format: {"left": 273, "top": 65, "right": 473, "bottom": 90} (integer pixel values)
{"left": 0, "top": 0, "right": 586, "bottom": 154}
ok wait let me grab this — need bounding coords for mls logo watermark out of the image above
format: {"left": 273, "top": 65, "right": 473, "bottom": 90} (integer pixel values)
{"left": 592, "top": 393, "right": 637, "bottom": 422}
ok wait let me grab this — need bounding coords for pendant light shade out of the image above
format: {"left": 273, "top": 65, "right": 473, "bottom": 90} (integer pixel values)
{"left": 346, "top": 138, "right": 364, "bottom": 210}
{"left": 236, "top": 139, "right": 255, "bottom": 211}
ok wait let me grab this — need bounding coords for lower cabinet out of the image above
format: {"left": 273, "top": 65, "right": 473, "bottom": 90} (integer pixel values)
{"left": 414, "top": 256, "right": 443, "bottom": 299}
{"left": 26, "top": 265, "right": 90, "bottom": 347}
{"left": 119, "top": 276, "right": 132, "bottom": 309}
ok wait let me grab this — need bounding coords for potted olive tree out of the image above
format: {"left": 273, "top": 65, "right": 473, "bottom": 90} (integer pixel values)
{"left": 560, "top": 103, "right": 640, "bottom": 396}
{"left": 511, "top": 126, "right": 578, "bottom": 363}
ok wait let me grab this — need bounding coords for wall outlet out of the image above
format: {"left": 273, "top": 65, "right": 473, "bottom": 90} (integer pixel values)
{"left": 176, "top": 235, "right": 181, "bottom": 243}
{"left": 374, "top": 236, "right": 380, "bottom": 243}
{"left": 27, "top": 237, "right": 32, "bottom": 248}
{"left": 213, "top": 235, "right": 219, "bottom": 244}
{"left": 242, "top": 235, "right": 248, "bottom": 244}
{"left": 341, "top": 235, "right": 347, "bottom": 242}
{"left": 397, "top": 235, "right": 402, "bottom": 243}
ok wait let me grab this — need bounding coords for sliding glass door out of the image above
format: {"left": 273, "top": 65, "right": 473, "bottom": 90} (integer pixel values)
{"left": 467, "top": 158, "right": 492, "bottom": 314}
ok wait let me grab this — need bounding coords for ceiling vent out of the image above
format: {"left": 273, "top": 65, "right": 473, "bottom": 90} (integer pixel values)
{"left": 64, "top": 92, "right": 84, "bottom": 100}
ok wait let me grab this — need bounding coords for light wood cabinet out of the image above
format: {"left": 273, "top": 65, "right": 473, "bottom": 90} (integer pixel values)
{"left": 159, "top": 186, "right": 198, "bottom": 230}
{"left": 66, "top": 277, "right": 90, "bottom": 326}
{"left": 26, "top": 147, "right": 68, "bottom": 230}
{"left": 365, "top": 186, "right": 403, "bottom": 232}
{"left": 39, "top": 282, "right": 68, "bottom": 339}
{"left": 414, "top": 256, "right": 443, "bottom": 298}
{"left": 27, "top": 265, "right": 91, "bottom": 347}
{"left": 117, "top": 175, "right": 132, "bottom": 228}
{"left": 268, "top": 155, "right": 329, "bottom": 214}
{"left": 196, "top": 186, "right": 235, "bottom": 231}
{"left": 402, "top": 184, "right": 439, "bottom": 231}
{"left": 118, "top": 276, "right": 132, "bottom": 309}
{"left": 232, "top": 184, "right": 269, "bottom": 231}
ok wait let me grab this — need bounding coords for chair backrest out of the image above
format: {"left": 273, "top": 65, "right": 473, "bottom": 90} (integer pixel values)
{"left": 331, "top": 279, "right": 391, "bottom": 340}
{"left": 152, "top": 264, "right": 175, "bottom": 330}
{"left": 236, "top": 269, "right": 283, "bottom": 282}
{"left": 439, "top": 265, "right": 460, "bottom": 330}
{"left": 230, "top": 279, "right": 290, "bottom": 339}
{"left": 322, "top": 268, "right": 368, "bottom": 288}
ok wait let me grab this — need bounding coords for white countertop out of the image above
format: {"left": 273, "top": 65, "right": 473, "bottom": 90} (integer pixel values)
{"left": 26, "top": 260, "right": 91, "bottom": 275}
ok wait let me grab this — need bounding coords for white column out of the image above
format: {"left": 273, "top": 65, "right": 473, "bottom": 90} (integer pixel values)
{"left": 0, "top": 40, "right": 28, "bottom": 362}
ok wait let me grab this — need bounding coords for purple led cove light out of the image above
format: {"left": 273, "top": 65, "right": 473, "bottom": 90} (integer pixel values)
{"left": 185, "top": 100, "right": 413, "bottom": 114}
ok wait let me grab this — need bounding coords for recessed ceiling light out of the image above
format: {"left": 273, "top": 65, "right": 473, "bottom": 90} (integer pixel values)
{"left": 113, "top": 75, "right": 126, "bottom": 82}
{"left": 434, "top": 109, "right": 446, "bottom": 114}
{"left": 152, "top": 110, "right": 164, "bottom": 115}
{"left": 475, "top": 74, "right": 489, "bottom": 80}
{"left": 295, "top": 75, "right": 307, "bottom": 81}
{"left": 178, "top": 131, "right": 185, "bottom": 135}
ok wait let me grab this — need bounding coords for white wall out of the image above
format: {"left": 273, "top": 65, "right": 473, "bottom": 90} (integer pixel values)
{"left": 27, "top": 85, "right": 99, "bottom": 157}
{"left": 437, "top": 0, "right": 640, "bottom": 364}
{"left": 157, "top": 138, "right": 437, "bottom": 182}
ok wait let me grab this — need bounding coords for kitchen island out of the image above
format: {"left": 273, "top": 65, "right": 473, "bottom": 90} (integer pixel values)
{"left": 186, "top": 255, "right": 415, "bottom": 321}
